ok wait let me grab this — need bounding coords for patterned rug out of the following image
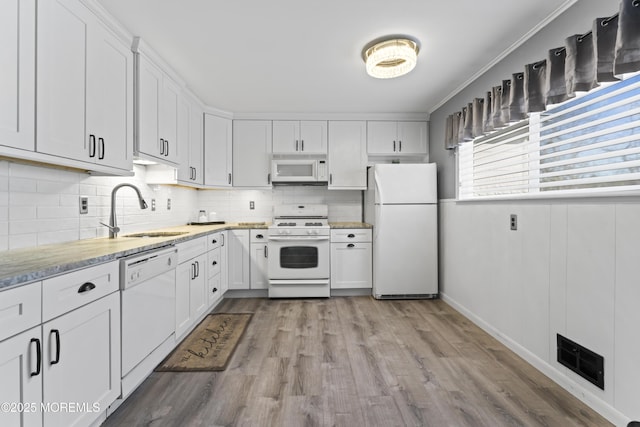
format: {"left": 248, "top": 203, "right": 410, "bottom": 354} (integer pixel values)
{"left": 156, "top": 313, "right": 252, "bottom": 372}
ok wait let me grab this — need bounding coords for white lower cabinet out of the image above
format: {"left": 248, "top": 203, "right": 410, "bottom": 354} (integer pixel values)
{"left": 250, "top": 230, "right": 269, "bottom": 290}
{"left": 0, "top": 326, "right": 43, "bottom": 427}
{"left": 330, "top": 229, "right": 372, "bottom": 289}
{"left": 42, "top": 291, "right": 120, "bottom": 427}
{"left": 228, "top": 230, "right": 251, "bottom": 290}
{"left": 175, "top": 237, "right": 208, "bottom": 339}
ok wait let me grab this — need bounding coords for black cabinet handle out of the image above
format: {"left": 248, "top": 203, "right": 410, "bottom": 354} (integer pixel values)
{"left": 221, "top": 234, "right": 225, "bottom": 247}
{"left": 195, "top": 260, "right": 200, "bottom": 277}
{"left": 89, "top": 135, "right": 96, "bottom": 158}
{"left": 329, "top": 174, "right": 333, "bottom": 185}
{"left": 50, "top": 330, "right": 60, "bottom": 365}
{"left": 296, "top": 140, "right": 299, "bottom": 151}
{"left": 301, "top": 140, "right": 304, "bottom": 151}
{"left": 256, "top": 234, "right": 263, "bottom": 239}
{"left": 193, "top": 167, "right": 197, "bottom": 180}
{"left": 347, "top": 243, "right": 355, "bottom": 248}
{"left": 211, "top": 239, "right": 217, "bottom": 244}
{"left": 212, "top": 287, "right": 218, "bottom": 293}
{"left": 264, "top": 245, "right": 268, "bottom": 258}
{"left": 98, "top": 137, "right": 105, "bottom": 160}
{"left": 228, "top": 173, "right": 232, "bottom": 184}
{"left": 399, "top": 140, "right": 402, "bottom": 152}
{"left": 347, "top": 234, "right": 355, "bottom": 238}
{"left": 160, "top": 138, "right": 165, "bottom": 155}
{"left": 393, "top": 140, "right": 396, "bottom": 152}
{"left": 78, "top": 282, "right": 96, "bottom": 294}
{"left": 267, "top": 173, "right": 271, "bottom": 184}
{"left": 165, "top": 140, "right": 169, "bottom": 157}
{"left": 212, "top": 260, "right": 217, "bottom": 266}
{"left": 30, "top": 338, "right": 41, "bottom": 377}
{"left": 191, "top": 263, "right": 196, "bottom": 280}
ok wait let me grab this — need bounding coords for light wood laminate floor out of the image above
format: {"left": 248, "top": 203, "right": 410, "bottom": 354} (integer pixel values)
{"left": 104, "top": 297, "right": 612, "bottom": 427}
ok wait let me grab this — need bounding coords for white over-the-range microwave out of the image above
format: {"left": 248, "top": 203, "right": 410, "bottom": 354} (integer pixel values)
{"left": 271, "top": 158, "right": 328, "bottom": 183}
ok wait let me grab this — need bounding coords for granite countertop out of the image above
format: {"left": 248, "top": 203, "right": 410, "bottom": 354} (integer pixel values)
{"left": 0, "top": 221, "right": 373, "bottom": 291}
{"left": 0, "top": 222, "right": 268, "bottom": 291}
{"left": 329, "top": 222, "right": 373, "bottom": 229}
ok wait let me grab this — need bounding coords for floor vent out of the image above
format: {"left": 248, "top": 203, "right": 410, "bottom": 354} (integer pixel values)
{"left": 557, "top": 334, "right": 604, "bottom": 390}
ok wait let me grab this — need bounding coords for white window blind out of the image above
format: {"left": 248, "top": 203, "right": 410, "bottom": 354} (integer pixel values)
{"left": 458, "top": 73, "right": 640, "bottom": 199}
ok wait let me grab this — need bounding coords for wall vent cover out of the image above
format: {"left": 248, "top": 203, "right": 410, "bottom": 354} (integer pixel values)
{"left": 557, "top": 334, "right": 604, "bottom": 390}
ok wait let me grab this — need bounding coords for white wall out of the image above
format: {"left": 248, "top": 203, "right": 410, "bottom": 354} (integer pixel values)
{"left": 439, "top": 199, "right": 640, "bottom": 426}
{"left": 0, "top": 160, "right": 363, "bottom": 251}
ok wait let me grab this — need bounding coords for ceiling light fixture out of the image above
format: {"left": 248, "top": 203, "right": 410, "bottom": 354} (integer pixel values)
{"left": 362, "top": 36, "right": 420, "bottom": 79}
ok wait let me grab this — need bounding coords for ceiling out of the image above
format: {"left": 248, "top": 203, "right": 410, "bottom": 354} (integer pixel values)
{"left": 97, "top": 0, "right": 575, "bottom": 115}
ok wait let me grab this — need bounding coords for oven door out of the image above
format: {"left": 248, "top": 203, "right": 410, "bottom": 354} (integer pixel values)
{"left": 268, "top": 235, "right": 330, "bottom": 279}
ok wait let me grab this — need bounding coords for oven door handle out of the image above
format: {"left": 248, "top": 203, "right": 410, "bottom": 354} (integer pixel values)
{"left": 268, "top": 236, "right": 330, "bottom": 242}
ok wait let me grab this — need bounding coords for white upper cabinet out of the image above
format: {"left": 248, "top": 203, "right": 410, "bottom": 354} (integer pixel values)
{"left": 0, "top": 0, "right": 35, "bottom": 151}
{"left": 232, "top": 120, "right": 272, "bottom": 187}
{"left": 136, "top": 54, "right": 181, "bottom": 165}
{"left": 367, "top": 121, "right": 428, "bottom": 156}
{"left": 37, "top": 0, "right": 132, "bottom": 172}
{"left": 328, "top": 121, "right": 367, "bottom": 189}
{"left": 272, "top": 120, "right": 327, "bottom": 154}
{"left": 204, "top": 114, "right": 233, "bottom": 187}
{"left": 176, "top": 96, "right": 202, "bottom": 185}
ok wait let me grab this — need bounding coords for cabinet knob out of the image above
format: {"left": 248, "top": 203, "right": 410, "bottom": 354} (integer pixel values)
{"left": 212, "top": 287, "right": 218, "bottom": 293}
{"left": 347, "top": 234, "right": 355, "bottom": 238}
{"left": 212, "top": 261, "right": 217, "bottom": 266}
{"left": 211, "top": 239, "right": 217, "bottom": 244}
{"left": 347, "top": 243, "right": 355, "bottom": 248}
{"left": 256, "top": 234, "right": 263, "bottom": 239}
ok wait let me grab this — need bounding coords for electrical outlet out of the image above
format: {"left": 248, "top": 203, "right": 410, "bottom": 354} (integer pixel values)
{"left": 151, "top": 199, "right": 156, "bottom": 211}
{"left": 250, "top": 201, "right": 255, "bottom": 210}
{"left": 167, "top": 198, "right": 171, "bottom": 210}
{"left": 510, "top": 214, "right": 518, "bottom": 230}
{"left": 79, "top": 196, "right": 88, "bottom": 214}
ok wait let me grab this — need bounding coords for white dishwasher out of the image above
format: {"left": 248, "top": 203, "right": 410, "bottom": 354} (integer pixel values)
{"left": 120, "top": 245, "right": 177, "bottom": 397}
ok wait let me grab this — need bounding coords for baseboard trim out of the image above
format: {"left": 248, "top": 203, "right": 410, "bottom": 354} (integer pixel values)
{"left": 440, "top": 292, "right": 630, "bottom": 427}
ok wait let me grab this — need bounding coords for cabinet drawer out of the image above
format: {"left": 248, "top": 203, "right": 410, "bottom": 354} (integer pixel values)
{"left": 208, "top": 274, "right": 222, "bottom": 306}
{"left": 207, "top": 231, "right": 223, "bottom": 251}
{"left": 0, "top": 282, "right": 42, "bottom": 342}
{"left": 208, "top": 247, "right": 221, "bottom": 278}
{"left": 250, "top": 229, "right": 268, "bottom": 243}
{"left": 331, "top": 229, "right": 371, "bottom": 243}
{"left": 42, "top": 261, "right": 119, "bottom": 322}
{"left": 177, "top": 236, "right": 208, "bottom": 264}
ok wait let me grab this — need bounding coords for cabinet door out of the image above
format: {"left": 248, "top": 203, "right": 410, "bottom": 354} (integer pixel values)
{"left": 137, "top": 56, "right": 163, "bottom": 160}
{"left": 188, "top": 101, "right": 204, "bottom": 185}
{"left": 161, "top": 77, "right": 180, "bottom": 164}
{"left": 331, "top": 242, "right": 372, "bottom": 289}
{"left": 367, "top": 121, "right": 398, "bottom": 154}
{"left": 299, "top": 121, "right": 327, "bottom": 154}
{"left": 175, "top": 261, "right": 192, "bottom": 338}
{"left": 0, "top": 0, "right": 35, "bottom": 151}
{"left": 232, "top": 120, "right": 272, "bottom": 187}
{"left": 204, "top": 114, "right": 233, "bottom": 187}
{"left": 227, "top": 230, "right": 251, "bottom": 289}
{"left": 87, "top": 22, "right": 133, "bottom": 171}
{"left": 175, "top": 96, "right": 192, "bottom": 183}
{"left": 0, "top": 327, "right": 43, "bottom": 427}
{"left": 250, "top": 242, "right": 269, "bottom": 289}
{"left": 272, "top": 120, "right": 299, "bottom": 153}
{"left": 208, "top": 274, "right": 222, "bottom": 307}
{"left": 220, "top": 231, "right": 229, "bottom": 293}
{"left": 42, "top": 292, "right": 120, "bottom": 427}
{"left": 397, "top": 121, "right": 428, "bottom": 155}
{"left": 328, "top": 121, "right": 367, "bottom": 189}
{"left": 190, "top": 254, "right": 208, "bottom": 321}
{"left": 36, "top": 0, "right": 92, "bottom": 161}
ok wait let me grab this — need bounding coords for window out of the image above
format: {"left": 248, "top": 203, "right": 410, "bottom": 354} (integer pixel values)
{"left": 458, "top": 73, "right": 640, "bottom": 199}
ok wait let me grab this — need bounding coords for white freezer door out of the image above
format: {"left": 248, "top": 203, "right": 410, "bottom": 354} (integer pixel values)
{"left": 372, "top": 204, "right": 438, "bottom": 296}
{"left": 373, "top": 163, "right": 437, "bottom": 205}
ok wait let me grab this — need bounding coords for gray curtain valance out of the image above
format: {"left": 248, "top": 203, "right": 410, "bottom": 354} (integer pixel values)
{"left": 444, "top": 0, "right": 640, "bottom": 150}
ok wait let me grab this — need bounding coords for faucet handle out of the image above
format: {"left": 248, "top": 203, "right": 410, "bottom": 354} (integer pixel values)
{"left": 100, "top": 222, "right": 120, "bottom": 234}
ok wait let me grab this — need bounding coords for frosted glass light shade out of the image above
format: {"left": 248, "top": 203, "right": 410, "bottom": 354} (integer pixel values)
{"left": 364, "top": 38, "right": 419, "bottom": 79}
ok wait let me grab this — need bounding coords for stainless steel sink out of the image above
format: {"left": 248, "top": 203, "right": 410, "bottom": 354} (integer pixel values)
{"left": 123, "top": 231, "right": 188, "bottom": 238}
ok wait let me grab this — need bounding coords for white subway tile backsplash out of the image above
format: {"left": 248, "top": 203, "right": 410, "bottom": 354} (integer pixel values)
{"left": 9, "top": 233, "right": 37, "bottom": 250}
{"left": 9, "top": 206, "right": 36, "bottom": 221}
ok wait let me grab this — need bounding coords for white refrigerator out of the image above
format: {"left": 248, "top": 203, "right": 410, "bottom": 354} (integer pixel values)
{"left": 364, "top": 163, "right": 438, "bottom": 299}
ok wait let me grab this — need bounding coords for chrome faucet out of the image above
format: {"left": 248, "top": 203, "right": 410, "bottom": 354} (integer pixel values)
{"left": 100, "top": 184, "right": 148, "bottom": 238}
